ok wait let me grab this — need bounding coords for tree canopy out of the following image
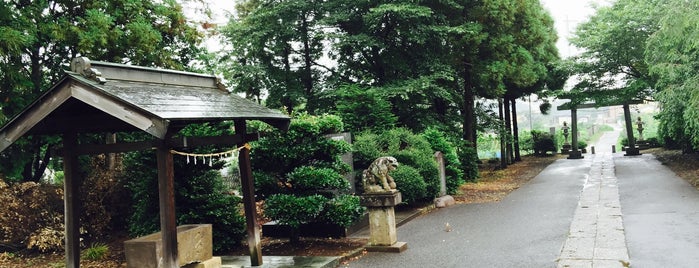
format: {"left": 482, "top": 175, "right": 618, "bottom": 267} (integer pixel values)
{"left": 0, "top": 0, "right": 205, "bottom": 181}
{"left": 221, "top": 0, "right": 560, "bottom": 149}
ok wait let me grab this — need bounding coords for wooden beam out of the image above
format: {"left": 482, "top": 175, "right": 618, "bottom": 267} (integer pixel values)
{"left": 235, "top": 120, "right": 263, "bottom": 266}
{"left": 557, "top": 100, "right": 645, "bottom": 111}
{"left": 0, "top": 83, "right": 72, "bottom": 152}
{"left": 71, "top": 84, "right": 169, "bottom": 139}
{"left": 156, "top": 138, "right": 178, "bottom": 268}
{"left": 62, "top": 132, "right": 81, "bottom": 268}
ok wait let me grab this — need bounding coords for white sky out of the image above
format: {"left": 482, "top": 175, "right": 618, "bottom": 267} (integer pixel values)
{"left": 539, "top": 0, "right": 612, "bottom": 58}
{"left": 195, "top": 0, "right": 611, "bottom": 58}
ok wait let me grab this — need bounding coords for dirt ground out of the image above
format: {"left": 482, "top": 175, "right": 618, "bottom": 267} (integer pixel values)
{"left": 4, "top": 149, "right": 696, "bottom": 267}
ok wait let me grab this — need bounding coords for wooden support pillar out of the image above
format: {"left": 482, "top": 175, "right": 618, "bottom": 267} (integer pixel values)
{"left": 235, "top": 120, "right": 263, "bottom": 266}
{"left": 623, "top": 104, "right": 641, "bottom": 156}
{"left": 568, "top": 108, "right": 583, "bottom": 159}
{"left": 156, "top": 139, "right": 178, "bottom": 268}
{"left": 63, "top": 132, "right": 81, "bottom": 268}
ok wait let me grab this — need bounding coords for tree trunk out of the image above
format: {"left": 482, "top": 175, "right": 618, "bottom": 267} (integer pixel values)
{"left": 462, "top": 63, "right": 477, "bottom": 149}
{"left": 512, "top": 98, "right": 522, "bottom": 162}
{"left": 300, "top": 13, "right": 315, "bottom": 112}
{"left": 504, "top": 97, "right": 513, "bottom": 164}
{"left": 498, "top": 98, "right": 507, "bottom": 169}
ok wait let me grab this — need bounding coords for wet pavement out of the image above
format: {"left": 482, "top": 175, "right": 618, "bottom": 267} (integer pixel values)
{"left": 344, "top": 127, "right": 699, "bottom": 268}
{"left": 225, "top": 127, "right": 699, "bottom": 267}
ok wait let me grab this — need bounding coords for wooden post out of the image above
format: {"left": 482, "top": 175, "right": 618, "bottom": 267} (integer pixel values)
{"left": 156, "top": 139, "right": 178, "bottom": 268}
{"left": 235, "top": 120, "right": 263, "bottom": 266}
{"left": 623, "top": 104, "right": 641, "bottom": 156}
{"left": 62, "top": 132, "right": 81, "bottom": 268}
{"left": 568, "top": 108, "right": 583, "bottom": 159}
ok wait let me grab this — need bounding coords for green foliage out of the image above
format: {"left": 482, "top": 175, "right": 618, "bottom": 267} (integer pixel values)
{"left": 321, "top": 84, "right": 397, "bottom": 133}
{"left": 264, "top": 194, "right": 327, "bottom": 228}
{"left": 565, "top": 0, "right": 662, "bottom": 106}
{"left": 219, "top": 0, "right": 327, "bottom": 112}
{"left": 122, "top": 124, "right": 245, "bottom": 254}
{"left": 422, "top": 128, "right": 465, "bottom": 194}
{"left": 354, "top": 128, "right": 441, "bottom": 202}
{"left": 321, "top": 195, "right": 365, "bottom": 228}
{"left": 456, "top": 140, "right": 479, "bottom": 182}
{"left": 82, "top": 243, "right": 109, "bottom": 261}
{"left": 252, "top": 114, "right": 361, "bottom": 234}
{"left": 0, "top": 0, "right": 205, "bottom": 182}
{"left": 391, "top": 165, "right": 427, "bottom": 204}
{"left": 646, "top": 0, "right": 699, "bottom": 150}
{"left": 578, "top": 141, "right": 588, "bottom": 150}
{"left": 287, "top": 166, "right": 350, "bottom": 195}
{"left": 251, "top": 113, "right": 350, "bottom": 177}
{"left": 531, "top": 130, "right": 557, "bottom": 156}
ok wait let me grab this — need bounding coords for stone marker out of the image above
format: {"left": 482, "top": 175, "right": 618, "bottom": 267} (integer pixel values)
{"left": 434, "top": 152, "right": 447, "bottom": 197}
{"left": 433, "top": 151, "right": 455, "bottom": 208}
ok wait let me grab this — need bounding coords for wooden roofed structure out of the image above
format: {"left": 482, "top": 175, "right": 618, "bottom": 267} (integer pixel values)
{"left": 0, "top": 57, "right": 290, "bottom": 267}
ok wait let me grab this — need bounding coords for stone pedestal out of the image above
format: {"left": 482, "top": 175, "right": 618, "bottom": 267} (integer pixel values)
{"left": 624, "top": 147, "right": 641, "bottom": 156}
{"left": 561, "top": 144, "right": 571, "bottom": 154}
{"left": 567, "top": 150, "right": 584, "bottom": 159}
{"left": 125, "top": 224, "right": 220, "bottom": 268}
{"left": 360, "top": 191, "right": 407, "bottom": 253}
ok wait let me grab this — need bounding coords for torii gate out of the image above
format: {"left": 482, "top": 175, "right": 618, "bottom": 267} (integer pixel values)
{"left": 0, "top": 58, "right": 290, "bottom": 267}
{"left": 558, "top": 100, "right": 644, "bottom": 159}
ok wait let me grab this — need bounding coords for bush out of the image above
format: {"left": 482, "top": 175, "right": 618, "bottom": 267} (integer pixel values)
{"left": 354, "top": 128, "right": 440, "bottom": 202}
{"left": 321, "top": 195, "right": 365, "bottom": 227}
{"left": 578, "top": 141, "right": 588, "bottom": 150}
{"left": 531, "top": 130, "right": 557, "bottom": 156}
{"left": 264, "top": 194, "right": 327, "bottom": 228}
{"left": 287, "top": 166, "right": 349, "bottom": 195}
{"left": 422, "top": 128, "right": 465, "bottom": 194}
{"left": 0, "top": 179, "right": 64, "bottom": 253}
{"left": 391, "top": 165, "right": 427, "bottom": 204}
{"left": 123, "top": 123, "right": 247, "bottom": 254}
{"left": 80, "top": 155, "right": 131, "bottom": 244}
{"left": 252, "top": 114, "right": 361, "bottom": 239}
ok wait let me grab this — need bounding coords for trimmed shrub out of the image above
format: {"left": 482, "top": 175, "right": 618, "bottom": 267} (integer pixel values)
{"left": 391, "top": 165, "right": 427, "bottom": 204}
{"left": 531, "top": 130, "right": 557, "bottom": 156}
{"left": 322, "top": 195, "right": 365, "bottom": 227}
{"left": 264, "top": 194, "right": 327, "bottom": 228}
{"left": 354, "top": 128, "right": 440, "bottom": 202}
{"left": 578, "top": 141, "right": 588, "bottom": 150}
{"left": 251, "top": 114, "right": 362, "bottom": 240}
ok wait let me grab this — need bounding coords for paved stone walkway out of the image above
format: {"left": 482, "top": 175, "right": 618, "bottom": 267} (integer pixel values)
{"left": 557, "top": 152, "right": 630, "bottom": 268}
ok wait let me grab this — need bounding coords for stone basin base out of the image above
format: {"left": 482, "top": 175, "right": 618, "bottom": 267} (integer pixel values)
{"left": 124, "top": 224, "right": 219, "bottom": 268}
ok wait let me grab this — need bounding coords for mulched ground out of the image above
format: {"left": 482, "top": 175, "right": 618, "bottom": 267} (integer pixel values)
{"left": 6, "top": 149, "right": 696, "bottom": 267}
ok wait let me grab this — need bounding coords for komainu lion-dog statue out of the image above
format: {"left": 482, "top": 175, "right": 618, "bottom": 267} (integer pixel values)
{"left": 362, "top": 156, "right": 399, "bottom": 193}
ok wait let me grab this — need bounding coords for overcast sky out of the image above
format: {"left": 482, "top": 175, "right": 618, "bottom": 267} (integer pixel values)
{"left": 196, "top": 0, "right": 611, "bottom": 57}
{"left": 539, "top": 0, "right": 611, "bottom": 58}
